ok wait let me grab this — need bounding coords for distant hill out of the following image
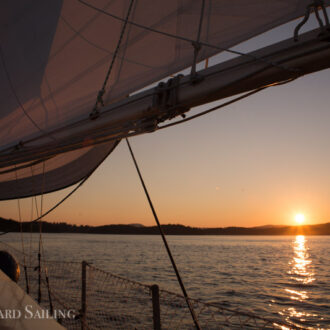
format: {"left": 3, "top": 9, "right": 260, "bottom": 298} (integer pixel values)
{"left": 0, "top": 217, "right": 329, "bottom": 235}
{"left": 128, "top": 223, "right": 145, "bottom": 228}
{"left": 252, "top": 224, "right": 287, "bottom": 229}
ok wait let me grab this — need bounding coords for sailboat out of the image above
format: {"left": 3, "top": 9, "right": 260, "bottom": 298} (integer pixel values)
{"left": 0, "top": 0, "right": 329, "bottom": 329}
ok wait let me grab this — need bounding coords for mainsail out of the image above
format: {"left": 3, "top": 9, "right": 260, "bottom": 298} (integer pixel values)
{"left": 0, "top": 0, "right": 329, "bottom": 199}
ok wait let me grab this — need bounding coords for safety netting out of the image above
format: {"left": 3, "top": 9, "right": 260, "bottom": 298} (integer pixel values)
{"left": 0, "top": 241, "right": 300, "bottom": 329}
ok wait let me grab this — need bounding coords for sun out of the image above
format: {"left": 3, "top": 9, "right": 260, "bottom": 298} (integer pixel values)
{"left": 294, "top": 213, "right": 305, "bottom": 225}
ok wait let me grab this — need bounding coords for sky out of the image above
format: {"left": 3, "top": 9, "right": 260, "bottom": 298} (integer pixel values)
{"left": 1, "top": 13, "right": 330, "bottom": 228}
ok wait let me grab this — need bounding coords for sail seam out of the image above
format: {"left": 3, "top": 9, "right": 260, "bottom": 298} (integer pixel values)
{"left": 60, "top": 15, "right": 153, "bottom": 69}
{"left": 0, "top": 46, "right": 57, "bottom": 144}
{"left": 78, "top": 0, "right": 298, "bottom": 73}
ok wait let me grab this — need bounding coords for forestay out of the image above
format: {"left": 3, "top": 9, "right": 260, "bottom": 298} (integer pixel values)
{"left": 0, "top": 0, "right": 328, "bottom": 199}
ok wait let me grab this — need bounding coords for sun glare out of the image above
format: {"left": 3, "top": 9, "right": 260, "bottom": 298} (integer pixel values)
{"left": 295, "top": 213, "right": 305, "bottom": 225}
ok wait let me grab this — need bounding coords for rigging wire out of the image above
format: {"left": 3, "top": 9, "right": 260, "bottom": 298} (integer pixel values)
{"left": 0, "top": 141, "right": 119, "bottom": 236}
{"left": 125, "top": 138, "right": 201, "bottom": 330}
{"left": 0, "top": 178, "right": 87, "bottom": 237}
{"left": 159, "top": 88, "right": 267, "bottom": 130}
{"left": 37, "top": 161, "right": 54, "bottom": 313}
{"left": 158, "top": 78, "right": 297, "bottom": 131}
{"left": 124, "top": 80, "right": 297, "bottom": 329}
{"left": 15, "top": 167, "right": 30, "bottom": 293}
{"left": 37, "top": 161, "right": 46, "bottom": 304}
{"left": 29, "top": 195, "right": 34, "bottom": 272}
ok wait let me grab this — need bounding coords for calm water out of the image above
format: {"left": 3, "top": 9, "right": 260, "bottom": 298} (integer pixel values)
{"left": 2, "top": 234, "right": 330, "bottom": 328}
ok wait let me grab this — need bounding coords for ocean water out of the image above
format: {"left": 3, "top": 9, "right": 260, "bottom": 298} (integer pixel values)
{"left": 1, "top": 234, "right": 330, "bottom": 329}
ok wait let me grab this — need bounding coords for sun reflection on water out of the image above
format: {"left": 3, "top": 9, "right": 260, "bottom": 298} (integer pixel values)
{"left": 280, "top": 235, "right": 318, "bottom": 329}
{"left": 283, "top": 235, "right": 317, "bottom": 328}
{"left": 288, "top": 235, "right": 315, "bottom": 285}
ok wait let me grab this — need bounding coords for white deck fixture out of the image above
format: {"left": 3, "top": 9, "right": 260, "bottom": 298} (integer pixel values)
{"left": 0, "top": 270, "right": 65, "bottom": 330}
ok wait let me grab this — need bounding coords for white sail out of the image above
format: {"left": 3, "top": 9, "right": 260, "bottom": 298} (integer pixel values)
{"left": 0, "top": 0, "right": 329, "bottom": 199}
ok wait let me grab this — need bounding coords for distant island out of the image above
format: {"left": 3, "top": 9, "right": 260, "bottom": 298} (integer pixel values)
{"left": 0, "top": 217, "right": 329, "bottom": 235}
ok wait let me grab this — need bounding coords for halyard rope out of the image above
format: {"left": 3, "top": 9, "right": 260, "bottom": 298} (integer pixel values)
{"left": 90, "top": 0, "right": 135, "bottom": 119}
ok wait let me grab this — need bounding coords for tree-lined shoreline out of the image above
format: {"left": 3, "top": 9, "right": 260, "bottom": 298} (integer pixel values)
{"left": 1, "top": 217, "right": 329, "bottom": 235}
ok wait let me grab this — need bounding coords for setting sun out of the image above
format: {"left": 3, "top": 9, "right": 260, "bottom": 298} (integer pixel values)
{"left": 295, "top": 213, "right": 305, "bottom": 225}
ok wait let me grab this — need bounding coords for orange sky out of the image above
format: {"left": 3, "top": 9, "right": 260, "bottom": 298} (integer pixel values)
{"left": 1, "top": 70, "right": 330, "bottom": 228}
{"left": 1, "top": 19, "right": 330, "bottom": 228}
